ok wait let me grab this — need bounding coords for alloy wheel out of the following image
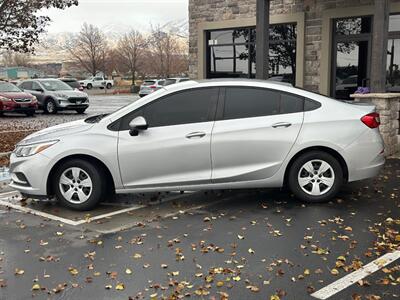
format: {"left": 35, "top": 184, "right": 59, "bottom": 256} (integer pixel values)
{"left": 297, "top": 159, "right": 335, "bottom": 196}
{"left": 59, "top": 167, "right": 93, "bottom": 204}
{"left": 47, "top": 101, "right": 55, "bottom": 113}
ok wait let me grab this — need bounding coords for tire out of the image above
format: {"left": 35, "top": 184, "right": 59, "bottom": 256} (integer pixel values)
{"left": 106, "top": 83, "right": 112, "bottom": 89}
{"left": 53, "top": 159, "right": 105, "bottom": 211}
{"left": 86, "top": 83, "right": 93, "bottom": 90}
{"left": 288, "top": 151, "right": 343, "bottom": 203}
{"left": 44, "top": 99, "right": 57, "bottom": 114}
{"left": 76, "top": 108, "right": 87, "bottom": 114}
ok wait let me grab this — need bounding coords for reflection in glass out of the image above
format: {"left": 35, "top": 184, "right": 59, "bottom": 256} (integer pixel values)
{"left": 387, "top": 39, "right": 400, "bottom": 91}
{"left": 210, "top": 45, "right": 249, "bottom": 78}
{"left": 335, "top": 41, "right": 368, "bottom": 99}
{"left": 335, "top": 17, "right": 371, "bottom": 35}
{"left": 207, "top": 24, "right": 297, "bottom": 84}
{"left": 389, "top": 14, "right": 400, "bottom": 32}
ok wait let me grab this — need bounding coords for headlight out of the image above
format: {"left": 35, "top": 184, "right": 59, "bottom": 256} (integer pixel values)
{"left": 14, "top": 140, "right": 59, "bottom": 158}
{"left": 0, "top": 96, "right": 12, "bottom": 102}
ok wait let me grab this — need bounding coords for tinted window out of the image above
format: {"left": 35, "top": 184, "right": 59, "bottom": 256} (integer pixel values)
{"left": 143, "top": 81, "right": 155, "bottom": 86}
{"left": 281, "top": 93, "right": 304, "bottom": 114}
{"left": 223, "top": 87, "right": 280, "bottom": 120}
{"left": 119, "top": 88, "right": 219, "bottom": 130}
{"left": 304, "top": 98, "right": 321, "bottom": 111}
{"left": 32, "top": 82, "right": 42, "bottom": 90}
{"left": 20, "top": 82, "right": 32, "bottom": 90}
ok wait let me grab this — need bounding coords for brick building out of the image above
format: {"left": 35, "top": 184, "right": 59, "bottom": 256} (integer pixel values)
{"left": 189, "top": 0, "right": 400, "bottom": 98}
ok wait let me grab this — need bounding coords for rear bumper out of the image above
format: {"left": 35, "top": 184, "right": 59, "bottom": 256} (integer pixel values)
{"left": 344, "top": 128, "right": 386, "bottom": 182}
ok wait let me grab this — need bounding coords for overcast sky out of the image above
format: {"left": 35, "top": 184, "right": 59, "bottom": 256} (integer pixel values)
{"left": 44, "top": 0, "right": 189, "bottom": 33}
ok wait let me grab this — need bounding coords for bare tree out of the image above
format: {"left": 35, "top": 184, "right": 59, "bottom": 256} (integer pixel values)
{"left": 0, "top": 0, "right": 78, "bottom": 53}
{"left": 149, "top": 25, "right": 188, "bottom": 78}
{"left": 1, "top": 50, "right": 31, "bottom": 67}
{"left": 66, "top": 23, "right": 108, "bottom": 77}
{"left": 116, "top": 30, "right": 147, "bottom": 84}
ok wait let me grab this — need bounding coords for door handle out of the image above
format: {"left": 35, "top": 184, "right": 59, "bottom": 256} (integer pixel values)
{"left": 186, "top": 132, "right": 206, "bottom": 139}
{"left": 272, "top": 122, "right": 292, "bottom": 128}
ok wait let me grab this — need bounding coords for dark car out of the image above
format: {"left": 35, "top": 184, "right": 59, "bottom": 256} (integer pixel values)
{"left": 0, "top": 81, "right": 38, "bottom": 117}
{"left": 59, "top": 78, "right": 84, "bottom": 91}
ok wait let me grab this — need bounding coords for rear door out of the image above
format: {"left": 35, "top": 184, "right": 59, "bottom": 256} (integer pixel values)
{"left": 211, "top": 86, "right": 304, "bottom": 183}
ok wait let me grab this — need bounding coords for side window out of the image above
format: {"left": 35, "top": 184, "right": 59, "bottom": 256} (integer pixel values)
{"left": 223, "top": 87, "right": 280, "bottom": 120}
{"left": 144, "top": 88, "right": 218, "bottom": 127}
{"left": 118, "top": 88, "right": 219, "bottom": 130}
{"left": 21, "top": 82, "right": 32, "bottom": 90}
{"left": 281, "top": 93, "right": 304, "bottom": 114}
{"left": 304, "top": 98, "right": 322, "bottom": 111}
{"left": 32, "top": 82, "right": 41, "bottom": 91}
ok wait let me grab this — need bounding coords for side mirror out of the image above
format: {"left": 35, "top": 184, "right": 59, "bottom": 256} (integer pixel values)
{"left": 129, "top": 116, "right": 148, "bottom": 136}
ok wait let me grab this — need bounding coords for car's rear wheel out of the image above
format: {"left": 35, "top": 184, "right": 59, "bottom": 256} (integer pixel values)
{"left": 288, "top": 151, "right": 343, "bottom": 203}
{"left": 53, "top": 159, "right": 104, "bottom": 210}
{"left": 86, "top": 83, "right": 93, "bottom": 90}
{"left": 44, "top": 99, "right": 57, "bottom": 114}
{"left": 106, "top": 83, "right": 112, "bottom": 89}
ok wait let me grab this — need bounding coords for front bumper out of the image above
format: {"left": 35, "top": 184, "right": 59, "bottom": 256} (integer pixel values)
{"left": 57, "top": 99, "right": 89, "bottom": 109}
{"left": 8, "top": 152, "right": 51, "bottom": 197}
{"left": 1, "top": 102, "right": 38, "bottom": 113}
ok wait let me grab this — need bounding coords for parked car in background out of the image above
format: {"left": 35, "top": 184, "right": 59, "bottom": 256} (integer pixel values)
{"left": 163, "top": 78, "right": 190, "bottom": 86}
{"left": 139, "top": 79, "right": 165, "bottom": 97}
{"left": 79, "top": 76, "right": 114, "bottom": 90}
{"left": 19, "top": 79, "right": 89, "bottom": 114}
{"left": 0, "top": 81, "right": 38, "bottom": 117}
{"left": 59, "top": 78, "right": 84, "bottom": 91}
{"left": 9, "top": 79, "right": 385, "bottom": 211}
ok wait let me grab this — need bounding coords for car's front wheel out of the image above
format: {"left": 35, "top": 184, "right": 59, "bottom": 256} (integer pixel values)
{"left": 288, "top": 151, "right": 343, "bottom": 203}
{"left": 53, "top": 159, "right": 104, "bottom": 210}
{"left": 44, "top": 99, "right": 57, "bottom": 114}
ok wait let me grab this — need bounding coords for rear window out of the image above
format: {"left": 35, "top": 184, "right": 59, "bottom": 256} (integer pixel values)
{"left": 164, "top": 79, "right": 177, "bottom": 86}
{"left": 143, "top": 81, "right": 156, "bottom": 86}
{"left": 63, "top": 80, "right": 80, "bottom": 89}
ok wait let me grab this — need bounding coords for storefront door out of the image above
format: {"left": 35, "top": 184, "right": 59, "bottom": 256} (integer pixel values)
{"left": 331, "top": 16, "right": 372, "bottom": 99}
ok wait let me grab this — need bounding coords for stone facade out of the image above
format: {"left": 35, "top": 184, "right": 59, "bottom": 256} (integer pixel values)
{"left": 189, "top": 0, "right": 399, "bottom": 91}
{"left": 352, "top": 93, "right": 400, "bottom": 156}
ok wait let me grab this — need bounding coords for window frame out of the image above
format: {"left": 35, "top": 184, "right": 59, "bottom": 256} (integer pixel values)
{"left": 110, "top": 87, "right": 220, "bottom": 131}
{"left": 216, "top": 86, "right": 307, "bottom": 121}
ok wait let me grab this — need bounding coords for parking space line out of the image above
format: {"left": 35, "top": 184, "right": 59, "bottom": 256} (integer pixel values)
{"left": 0, "top": 199, "right": 82, "bottom": 226}
{"left": 311, "top": 250, "right": 400, "bottom": 299}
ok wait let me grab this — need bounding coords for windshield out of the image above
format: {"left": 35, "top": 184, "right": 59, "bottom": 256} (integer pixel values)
{"left": 0, "top": 82, "right": 22, "bottom": 92}
{"left": 41, "top": 80, "right": 73, "bottom": 91}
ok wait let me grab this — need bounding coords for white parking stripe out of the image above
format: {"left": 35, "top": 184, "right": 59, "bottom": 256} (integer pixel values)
{"left": 311, "top": 250, "right": 400, "bottom": 299}
{"left": 0, "top": 199, "right": 82, "bottom": 226}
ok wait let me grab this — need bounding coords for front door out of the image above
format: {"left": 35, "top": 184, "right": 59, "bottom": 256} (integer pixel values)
{"left": 331, "top": 16, "right": 372, "bottom": 99}
{"left": 211, "top": 87, "right": 304, "bottom": 183}
{"left": 117, "top": 88, "right": 219, "bottom": 188}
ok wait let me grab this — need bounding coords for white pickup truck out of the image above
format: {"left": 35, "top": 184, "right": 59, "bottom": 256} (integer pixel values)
{"left": 79, "top": 76, "right": 114, "bottom": 90}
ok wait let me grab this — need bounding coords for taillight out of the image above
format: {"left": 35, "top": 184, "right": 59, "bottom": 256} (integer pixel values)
{"left": 361, "top": 112, "right": 380, "bottom": 128}
{"left": 149, "top": 85, "right": 157, "bottom": 89}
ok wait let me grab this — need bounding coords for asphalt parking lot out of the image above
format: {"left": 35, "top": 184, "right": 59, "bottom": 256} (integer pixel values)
{"left": 0, "top": 158, "right": 398, "bottom": 300}
{"left": 0, "top": 94, "right": 399, "bottom": 300}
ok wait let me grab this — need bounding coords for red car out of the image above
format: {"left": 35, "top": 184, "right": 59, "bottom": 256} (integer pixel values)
{"left": 0, "top": 81, "right": 38, "bottom": 116}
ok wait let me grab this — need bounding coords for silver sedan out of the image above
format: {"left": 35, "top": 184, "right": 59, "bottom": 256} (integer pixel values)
{"left": 9, "top": 79, "right": 385, "bottom": 210}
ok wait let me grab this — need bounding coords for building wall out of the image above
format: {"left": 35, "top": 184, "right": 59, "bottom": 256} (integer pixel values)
{"left": 189, "top": 0, "right": 400, "bottom": 93}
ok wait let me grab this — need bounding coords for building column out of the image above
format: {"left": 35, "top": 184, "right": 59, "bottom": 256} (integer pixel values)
{"left": 370, "top": 0, "right": 389, "bottom": 92}
{"left": 256, "top": 0, "right": 270, "bottom": 80}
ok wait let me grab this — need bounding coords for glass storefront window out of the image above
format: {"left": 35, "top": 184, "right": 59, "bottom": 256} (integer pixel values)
{"left": 335, "top": 17, "right": 371, "bottom": 35}
{"left": 206, "top": 23, "right": 297, "bottom": 84}
{"left": 387, "top": 15, "right": 400, "bottom": 92}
